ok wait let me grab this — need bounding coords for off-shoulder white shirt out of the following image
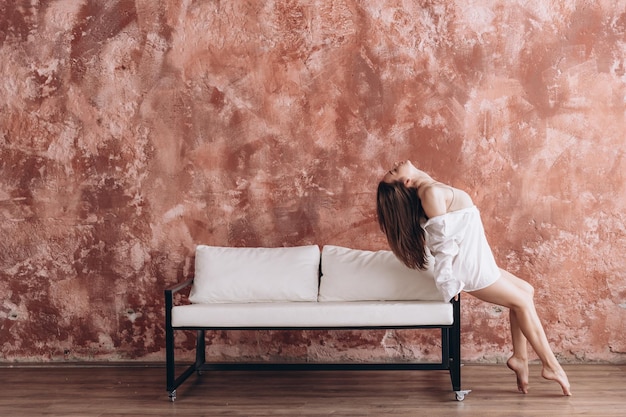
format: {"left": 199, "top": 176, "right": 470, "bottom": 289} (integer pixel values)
{"left": 423, "top": 206, "right": 501, "bottom": 302}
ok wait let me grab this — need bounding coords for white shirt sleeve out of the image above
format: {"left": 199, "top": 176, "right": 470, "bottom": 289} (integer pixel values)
{"left": 423, "top": 217, "right": 465, "bottom": 302}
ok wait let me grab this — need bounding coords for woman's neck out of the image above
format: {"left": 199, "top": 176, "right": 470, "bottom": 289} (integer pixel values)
{"left": 409, "top": 175, "right": 436, "bottom": 189}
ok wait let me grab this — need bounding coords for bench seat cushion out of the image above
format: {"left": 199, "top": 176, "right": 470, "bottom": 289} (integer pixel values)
{"left": 171, "top": 301, "right": 453, "bottom": 328}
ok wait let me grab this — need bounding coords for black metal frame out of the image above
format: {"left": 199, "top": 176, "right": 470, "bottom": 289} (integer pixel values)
{"left": 165, "top": 279, "right": 462, "bottom": 402}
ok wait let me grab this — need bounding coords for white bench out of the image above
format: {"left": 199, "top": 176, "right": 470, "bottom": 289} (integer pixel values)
{"left": 165, "top": 245, "right": 469, "bottom": 401}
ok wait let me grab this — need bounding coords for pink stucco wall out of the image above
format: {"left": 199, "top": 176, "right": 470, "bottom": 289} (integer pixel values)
{"left": 1, "top": 1, "right": 625, "bottom": 364}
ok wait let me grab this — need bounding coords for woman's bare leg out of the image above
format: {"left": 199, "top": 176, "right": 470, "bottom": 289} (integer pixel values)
{"left": 507, "top": 309, "right": 530, "bottom": 393}
{"left": 500, "top": 270, "right": 533, "bottom": 393}
{"left": 469, "top": 271, "right": 572, "bottom": 396}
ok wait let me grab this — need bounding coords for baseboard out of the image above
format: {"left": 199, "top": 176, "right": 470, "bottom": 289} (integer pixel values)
{"left": 0, "top": 361, "right": 166, "bottom": 369}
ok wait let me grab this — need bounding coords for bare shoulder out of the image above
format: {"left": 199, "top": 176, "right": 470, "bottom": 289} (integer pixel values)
{"left": 419, "top": 184, "right": 448, "bottom": 218}
{"left": 418, "top": 183, "right": 442, "bottom": 200}
{"left": 448, "top": 186, "right": 474, "bottom": 211}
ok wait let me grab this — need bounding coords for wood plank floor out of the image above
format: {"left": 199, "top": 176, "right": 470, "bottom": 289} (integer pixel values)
{"left": 0, "top": 364, "right": 624, "bottom": 416}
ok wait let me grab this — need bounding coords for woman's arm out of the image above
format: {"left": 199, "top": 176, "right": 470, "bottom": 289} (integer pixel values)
{"left": 424, "top": 218, "right": 464, "bottom": 302}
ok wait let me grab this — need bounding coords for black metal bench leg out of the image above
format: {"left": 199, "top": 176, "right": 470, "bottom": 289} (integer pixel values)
{"left": 166, "top": 329, "right": 203, "bottom": 402}
{"left": 165, "top": 286, "right": 201, "bottom": 402}
{"left": 449, "top": 325, "right": 461, "bottom": 392}
{"left": 196, "top": 330, "right": 206, "bottom": 374}
{"left": 165, "top": 292, "right": 177, "bottom": 401}
{"left": 450, "top": 296, "right": 470, "bottom": 401}
{"left": 166, "top": 333, "right": 177, "bottom": 401}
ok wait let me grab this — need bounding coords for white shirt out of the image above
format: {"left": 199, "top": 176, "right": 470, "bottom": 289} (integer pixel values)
{"left": 423, "top": 206, "right": 501, "bottom": 302}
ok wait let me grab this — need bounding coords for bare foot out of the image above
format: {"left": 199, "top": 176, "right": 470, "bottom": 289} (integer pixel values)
{"left": 507, "top": 356, "right": 529, "bottom": 394}
{"left": 542, "top": 366, "right": 572, "bottom": 396}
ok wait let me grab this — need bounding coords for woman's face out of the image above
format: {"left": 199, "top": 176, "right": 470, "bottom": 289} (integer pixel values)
{"left": 383, "top": 160, "right": 416, "bottom": 184}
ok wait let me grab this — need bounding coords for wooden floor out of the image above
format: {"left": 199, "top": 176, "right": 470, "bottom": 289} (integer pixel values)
{"left": 0, "top": 364, "right": 624, "bottom": 416}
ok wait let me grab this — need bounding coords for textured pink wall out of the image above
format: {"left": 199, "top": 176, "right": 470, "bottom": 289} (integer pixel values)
{"left": 1, "top": 1, "right": 625, "bottom": 364}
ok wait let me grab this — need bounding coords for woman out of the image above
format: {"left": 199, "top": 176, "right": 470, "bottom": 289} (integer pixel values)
{"left": 376, "top": 160, "right": 571, "bottom": 396}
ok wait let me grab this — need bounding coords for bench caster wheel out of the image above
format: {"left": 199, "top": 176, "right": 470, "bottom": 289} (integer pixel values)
{"left": 168, "top": 390, "right": 176, "bottom": 402}
{"left": 455, "top": 390, "right": 471, "bottom": 401}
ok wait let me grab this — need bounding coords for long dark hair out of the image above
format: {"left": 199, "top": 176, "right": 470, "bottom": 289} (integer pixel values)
{"left": 376, "top": 180, "right": 429, "bottom": 270}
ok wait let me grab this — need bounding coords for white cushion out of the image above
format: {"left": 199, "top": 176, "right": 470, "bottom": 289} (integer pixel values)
{"left": 318, "top": 245, "right": 441, "bottom": 301}
{"left": 172, "top": 301, "right": 453, "bottom": 328}
{"left": 188, "top": 245, "right": 321, "bottom": 303}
